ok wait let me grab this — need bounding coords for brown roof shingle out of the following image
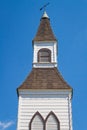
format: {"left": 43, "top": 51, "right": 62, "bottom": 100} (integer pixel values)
{"left": 18, "top": 68, "right": 72, "bottom": 90}
{"left": 33, "top": 17, "right": 57, "bottom": 42}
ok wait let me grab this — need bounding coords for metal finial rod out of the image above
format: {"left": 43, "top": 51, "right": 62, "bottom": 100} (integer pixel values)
{"left": 40, "top": 3, "right": 50, "bottom": 11}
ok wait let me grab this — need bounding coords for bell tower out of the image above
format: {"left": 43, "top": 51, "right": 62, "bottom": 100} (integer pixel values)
{"left": 17, "top": 11, "right": 73, "bottom": 130}
{"left": 33, "top": 11, "right": 57, "bottom": 68}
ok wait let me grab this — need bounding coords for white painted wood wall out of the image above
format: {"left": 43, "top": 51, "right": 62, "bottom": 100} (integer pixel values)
{"left": 17, "top": 90, "right": 72, "bottom": 130}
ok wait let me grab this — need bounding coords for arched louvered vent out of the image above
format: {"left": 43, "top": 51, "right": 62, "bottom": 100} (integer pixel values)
{"left": 45, "top": 111, "right": 60, "bottom": 130}
{"left": 29, "top": 112, "right": 44, "bottom": 130}
{"left": 29, "top": 111, "right": 60, "bottom": 130}
{"left": 38, "top": 48, "right": 51, "bottom": 63}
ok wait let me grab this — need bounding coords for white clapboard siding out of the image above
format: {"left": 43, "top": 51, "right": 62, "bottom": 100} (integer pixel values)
{"left": 17, "top": 90, "right": 72, "bottom": 130}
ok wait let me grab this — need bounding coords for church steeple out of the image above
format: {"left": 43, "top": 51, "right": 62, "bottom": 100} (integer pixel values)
{"left": 18, "top": 11, "right": 72, "bottom": 90}
{"left": 33, "top": 11, "right": 57, "bottom": 42}
{"left": 33, "top": 11, "right": 57, "bottom": 68}
{"left": 17, "top": 10, "right": 73, "bottom": 130}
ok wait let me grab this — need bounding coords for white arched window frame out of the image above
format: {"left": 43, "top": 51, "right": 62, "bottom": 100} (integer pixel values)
{"left": 45, "top": 111, "right": 60, "bottom": 130}
{"left": 29, "top": 112, "right": 44, "bottom": 130}
{"left": 29, "top": 111, "right": 60, "bottom": 130}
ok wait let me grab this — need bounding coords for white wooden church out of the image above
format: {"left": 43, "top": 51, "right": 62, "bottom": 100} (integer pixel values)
{"left": 17, "top": 11, "right": 73, "bottom": 130}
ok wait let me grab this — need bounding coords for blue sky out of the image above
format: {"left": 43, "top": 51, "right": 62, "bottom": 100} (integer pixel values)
{"left": 0, "top": 0, "right": 87, "bottom": 130}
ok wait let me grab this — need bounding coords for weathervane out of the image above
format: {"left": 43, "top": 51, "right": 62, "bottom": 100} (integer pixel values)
{"left": 40, "top": 3, "right": 50, "bottom": 11}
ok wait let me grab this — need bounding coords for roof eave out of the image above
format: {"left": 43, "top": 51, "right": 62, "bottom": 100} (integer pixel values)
{"left": 32, "top": 39, "right": 57, "bottom": 44}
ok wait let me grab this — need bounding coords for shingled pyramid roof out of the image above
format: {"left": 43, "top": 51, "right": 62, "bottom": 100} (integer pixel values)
{"left": 33, "top": 11, "right": 57, "bottom": 42}
{"left": 18, "top": 68, "right": 72, "bottom": 90}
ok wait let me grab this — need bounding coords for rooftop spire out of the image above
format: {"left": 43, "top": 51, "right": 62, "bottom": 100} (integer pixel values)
{"left": 33, "top": 11, "right": 57, "bottom": 42}
{"left": 40, "top": 3, "right": 50, "bottom": 19}
{"left": 42, "top": 11, "right": 49, "bottom": 19}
